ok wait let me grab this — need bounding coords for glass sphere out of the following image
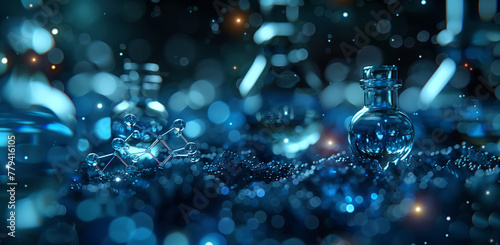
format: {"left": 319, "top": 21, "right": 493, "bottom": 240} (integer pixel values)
{"left": 348, "top": 108, "right": 414, "bottom": 169}
{"left": 185, "top": 142, "right": 197, "bottom": 154}
{"left": 123, "top": 114, "right": 137, "bottom": 127}
{"left": 112, "top": 138, "right": 126, "bottom": 151}
{"left": 189, "top": 150, "right": 201, "bottom": 162}
{"left": 86, "top": 153, "right": 99, "bottom": 167}
{"left": 173, "top": 119, "right": 186, "bottom": 132}
{"left": 132, "top": 129, "right": 142, "bottom": 139}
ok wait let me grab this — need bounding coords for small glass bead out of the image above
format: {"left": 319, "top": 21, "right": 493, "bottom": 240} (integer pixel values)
{"left": 86, "top": 153, "right": 99, "bottom": 166}
{"left": 123, "top": 114, "right": 137, "bottom": 127}
{"left": 190, "top": 150, "right": 201, "bottom": 162}
{"left": 185, "top": 142, "right": 198, "bottom": 154}
{"left": 112, "top": 138, "right": 126, "bottom": 151}
{"left": 173, "top": 119, "right": 186, "bottom": 132}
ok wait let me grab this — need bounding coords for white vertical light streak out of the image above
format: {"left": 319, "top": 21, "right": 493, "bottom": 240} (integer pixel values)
{"left": 437, "top": 0, "right": 463, "bottom": 46}
{"left": 286, "top": 5, "right": 299, "bottom": 22}
{"left": 479, "top": 0, "right": 497, "bottom": 21}
{"left": 446, "top": 0, "right": 463, "bottom": 35}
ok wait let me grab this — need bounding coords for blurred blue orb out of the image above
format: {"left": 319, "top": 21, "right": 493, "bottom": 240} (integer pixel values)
{"left": 76, "top": 199, "right": 101, "bottom": 222}
{"left": 271, "top": 215, "right": 285, "bottom": 228}
{"left": 228, "top": 129, "right": 241, "bottom": 142}
{"left": 109, "top": 217, "right": 136, "bottom": 243}
{"left": 94, "top": 117, "right": 111, "bottom": 140}
{"left": 32, "top": 28, "right": 54, "bottom": 54}
{"left": 69, "top": 0, "right": 101, "bottom": 28}
{"left": 86, "top": 41, "right": 114, "bottom": 70}
{"left": 256, "top": 189, "right": 265, "bottom": 197}
{"left": 163, "top": 232, "right": 189, "bottom": 245}
{"left": 208, "top": 101, "right": 230, "bottom": 124}
{"left": 48, "top": 48, "right": 64, "bottom": 64}
{"left": 185, "top": 120, "right": 205, "bottom": 139}
{"left": 199, "top": 233, "right": 226, "bottom": 245}
{"left": 346, "top": 204, "right": 355, "bottom": 213}
{"left": 77, "top": 138, "right": 90, "bottom": 152}
{"left": 218, "top": 217, "right": 235, "bottom": 234}
{"left": 131, "top": 227, "right": 153, "bottom": 241}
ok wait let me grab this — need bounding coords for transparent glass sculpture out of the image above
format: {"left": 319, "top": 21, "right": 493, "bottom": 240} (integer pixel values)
{"left": 348, "top": 65, "right": 414, "bottom": 170}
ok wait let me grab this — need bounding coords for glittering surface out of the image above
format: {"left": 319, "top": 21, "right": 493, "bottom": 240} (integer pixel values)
{"left": 69, "top": 143, "right": 500, "bottom": 244}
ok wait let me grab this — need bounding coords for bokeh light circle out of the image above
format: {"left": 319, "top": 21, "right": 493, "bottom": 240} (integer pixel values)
{"left": 163, "top": 232, "right": 189, "bottom": 245}
{"left": 208, "top": 101, "right": 230, "bottom": 124}
{"left": 109, "top": 216, "right": 136, "bottom": 243}
{"left": 48, "top": 48, "right": 64, "bottom": 64}
{"left": 76, "top": 199, "right": 102, "bottom": 222}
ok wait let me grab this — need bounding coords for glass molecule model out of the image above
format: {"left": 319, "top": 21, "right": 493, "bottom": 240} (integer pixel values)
{"left": 85, "top": 114, "right": 200, "bottom": 175}
{"left": 348, "top": 65, "right": 415, "bottom": 170}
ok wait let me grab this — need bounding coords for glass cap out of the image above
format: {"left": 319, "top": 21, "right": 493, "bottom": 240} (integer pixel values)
{"left": 360, "top": 65, "right": 401, "bottom": 89}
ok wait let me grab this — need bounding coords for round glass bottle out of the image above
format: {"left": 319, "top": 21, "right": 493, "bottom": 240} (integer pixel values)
{"left": 348, "top": 65, "right": 414, "bottom": 170}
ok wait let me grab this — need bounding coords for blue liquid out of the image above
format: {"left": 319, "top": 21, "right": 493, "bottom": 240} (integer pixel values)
{"left": 348, "top": 108, "right": 414, "bottom": 169}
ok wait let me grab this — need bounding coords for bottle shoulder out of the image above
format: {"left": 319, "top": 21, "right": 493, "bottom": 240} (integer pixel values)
{"left": 353, "top": 107, "right": 411, "bottom": 118}
{"left": 350, "top": 107, "right": 413, "bottom": 129}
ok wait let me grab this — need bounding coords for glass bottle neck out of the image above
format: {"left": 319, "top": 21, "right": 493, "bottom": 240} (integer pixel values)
{"left": 364, "top": 89, "right": 398, "bottom": 109}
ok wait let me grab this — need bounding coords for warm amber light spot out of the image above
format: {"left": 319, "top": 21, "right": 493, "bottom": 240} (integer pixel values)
{"left": 51, "top": 65, "right": 56, "bottom": 69}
